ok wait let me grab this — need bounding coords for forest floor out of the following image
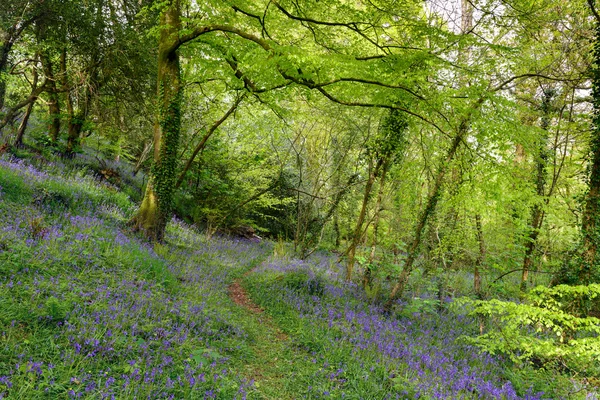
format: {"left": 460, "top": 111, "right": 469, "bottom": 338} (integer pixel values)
{"left": 0, "top": 151, "right": 590, "bottom": 399}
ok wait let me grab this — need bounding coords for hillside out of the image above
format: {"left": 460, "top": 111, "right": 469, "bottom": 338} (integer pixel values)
{"left": 0, "top": 152, "right": 586, "bottom": 399}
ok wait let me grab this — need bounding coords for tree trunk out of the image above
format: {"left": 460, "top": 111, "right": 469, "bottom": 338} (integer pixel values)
{"left": 521, "top": 90, "right": 553, "bottom": 291}
{"left": 59, "top": 47, "right": 75, "bottom": 154}
{"left": 0, "top": 11, "right": 38, "bottom": 111}
{"left": 0, "top": 42, "right": 9, "bottom": 112}
{"left": 346, "top": 159, "right": 380, "bottom": 281}
{"left": 134, "top": 140, "right": 153, "bottom": 176}
{"left": 384, "top": 116, "right": 472, "bottom": 311}
{"left": 474, "top": 214, "right": 484, "bottom": 298}
{"left": 131, "top": 1, "right": 182, "bottom": 242}
{"left": 65, "top": 66, "right": 98, "bottom": 156}
{"left": 14, "top": 97, "right": 36, "bottom": 147}
{"left": 40, "top": 52, "right": 60, "bottom": 143}
{"left": 577, "top": 8, "right": 600, "bottom": 283}
{"left": 0, "top": 83, "right": 46, "bottom": 134}
{"left": 66, "top": 112, "right": 84, "bottom": 154}
{"left": 334, "top": 213, "right": 341, "bottom": 248}
{"left": 47, "top": 90, "right": 60, "bottom": 143}
{"left": 363, "top": 162, "right": 388, "bottom": 289}
{"left": 0, "top": 28, "right": 18, "bottom": 111}
{"left": 13, "top": 62, "right": 39, "bottom": 147}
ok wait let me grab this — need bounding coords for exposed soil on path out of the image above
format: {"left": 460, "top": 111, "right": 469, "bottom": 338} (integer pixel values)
{"left": 228, "top": 281, "right": 265, "bottom": 314}
{"left": 226, "top": 267, "right": 328, "bottom": 399}
{"left": 226, "top": 268, "right": 301, "bottom": 399}
{"left": 228, "top": 269, "right": 289, "bottom": 340}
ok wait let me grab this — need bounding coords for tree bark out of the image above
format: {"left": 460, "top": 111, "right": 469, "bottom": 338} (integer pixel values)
{"left": 131, "top": 0, "right": 182, "bottom": 242}
{"left": 384, "top": 130, "right": 463, "bottom": 311}
{"left": 474, "top": 214, "right": 484, "bottom": 298}
{"left": 0, "top": 41, "right": 10, "bottom": 111}
{"left": 363, "top": 162, "right": 388, "bottom": 289}
{"left": 0, "top": 82, "right": 46, "bottom": 134}
{"left": 383, "top": 96, "right": 483, "bottom": 311}
{"left": 14, "top": 64, "right": 38, "bottom": 147}
{"left": 576, "top": 6, "right": 600, "bottom": 283}
{"left": 0, "top": 16, "right": 36, "bottom": 110}
{"left": 346, "top": 158, "right": 381, "bottom": 281}
{"left": 66, "top": 112, "right": 85, "bottom": 154}
{"left": 520, "top": 90, "right": 553, "bottom": 291}
{"left": 39, "top": 51, "right": 60, "bottom": 143}
{"left": 65, "top": 65, "right": 98, "bottom": 156}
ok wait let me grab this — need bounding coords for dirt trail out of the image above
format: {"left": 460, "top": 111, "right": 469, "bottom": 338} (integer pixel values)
{"left": 226, "top": 266, "right": 324, "bottom": 400}
{"left": 228, "top": 271, "right": 288, "bottom": 340}
{"left": 227, "top": 268, "right": 306, "bottom": 399}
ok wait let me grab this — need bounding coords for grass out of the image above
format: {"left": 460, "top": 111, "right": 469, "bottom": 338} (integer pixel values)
{"left": 0, "top": 152, "right": 594, "bottom": 399}
{"left": 0, "top": 154, "right": 267, "bottom": 399}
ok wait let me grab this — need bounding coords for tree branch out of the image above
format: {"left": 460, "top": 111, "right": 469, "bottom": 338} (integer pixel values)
{"left": 175, "top": 94, "right": 246, "bottom": 189}
{"left": 0, "top": 80, "right": 47, "bottom": 133}
{"left": 313, "top": 86, "right": 449, "bottom": 137}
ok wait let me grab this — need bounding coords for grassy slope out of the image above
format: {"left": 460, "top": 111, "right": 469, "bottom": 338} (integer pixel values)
{"left": 0, "top": 154, "right": 275, "bottom": 399}
{"left": 0, "top": 153, "right": 583, "bottom": 399}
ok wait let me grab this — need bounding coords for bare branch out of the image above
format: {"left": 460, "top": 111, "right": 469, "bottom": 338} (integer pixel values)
{"left": 175, "top": 94, "right": 246, "bottom": 189}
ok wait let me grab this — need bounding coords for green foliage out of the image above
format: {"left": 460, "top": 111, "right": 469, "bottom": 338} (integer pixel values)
{"left": 455, "top": 284, "right": 600, "bottom": 375}
{"left": 399, "top": 297, "right": 441, "bottom": 318}
{"left": 281, "top": 270, "right": 325, "bottom": 297}
{"left": 272, "top": 236, "right": 289, "bottom": 259}
{"left": 368, "top": 109, "right": 409, "bottom": 165}
{"left": 43, "top": 296, "right": 71, "bottom": 322}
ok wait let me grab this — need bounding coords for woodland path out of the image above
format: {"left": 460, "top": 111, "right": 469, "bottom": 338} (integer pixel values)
{"left": 227, "top": 267, "right": 312, "bottom": 400}
{"left": 228, "top": 270, "right": 288, "bottom": 341}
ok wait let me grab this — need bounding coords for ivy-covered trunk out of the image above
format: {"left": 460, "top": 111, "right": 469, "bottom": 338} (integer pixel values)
{"left": 47, "top": 91, "right": 61, "bottom": 144}
{"left": 131, "top": 1, "right": 181, "bottom": 242}
{"left": 520, "top": 90, "right": 553, "bottom": 291}
{"left": 0, "top": 42, "right": 9, "bottom": 111}
{"left": 363, "top": 161, "right": 388, "bottom": 290}
{"left": 40, "top": 54, "right": 60, "bottom": 143}
{"left": 346, "top": 159, "right": 379, "bottom": 281}
{"left": 579, "top": 17, "right": 600, "bottom": 284}
{"left": 65, "top": 112, "right": 84, "bottom": 154}
{"left": 384, "top": 117, "right": 469, "bottom": 311}
{"left": 64, "top": 62, "right": 98, "bottom": 156}
{"left": 38, "top": 20, "right": 61, "bottom": 144}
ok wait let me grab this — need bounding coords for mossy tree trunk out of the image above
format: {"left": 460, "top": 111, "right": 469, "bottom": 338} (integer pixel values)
{"left": 37, "top": 19, "right": 61, "bottom": 144}
{"left": 384, "top": 132, "right": 463, "bottom": 311}
{"left": 0, "top": 40, "right": 10, "bottom": 112}
{"left": 14, "top": 88, "right": 37, "bottom": 147}
{"left": 131, "top": 0, "right": 182, "bottom": 242}
{"left": 346, "top": 109, "right": 407, "bottom": 281}
{"left": 554, "top": 2, "right": 600, "bottom": 286}
{"left": 346, "top": 158, "right": 381, "bottom": 281}
{"left": 520, "top": 89, "right": 553, "bottom": 292}
{"left": 64, "top": 58, "right": 99, "bottom": 156}
{"left": 363, "top": 162, "right": 388, "bottom": 290}
{"left": 383, "top": 101, "right": 481, "bottom": 311}
{"left": 40, "top": 52, "right": 60, "bottom": 143}
{"left": 579, "top": 12, "right": 600, "bottom": 284}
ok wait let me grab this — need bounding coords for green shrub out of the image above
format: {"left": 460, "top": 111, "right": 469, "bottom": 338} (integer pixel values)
{"left": 281, "top": 270, "right": 325, "bottom": 297}
{"left": 454, "top": 284, "right": 600, "bottom": 376}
